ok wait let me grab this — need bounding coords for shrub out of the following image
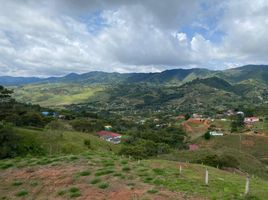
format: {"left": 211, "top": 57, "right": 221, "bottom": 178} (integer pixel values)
{"left": 78, "top": 170, "right": 91, "bottom": 176}
{"left": 16, "top": 189, "right": 28, "bottom": 197}
{"left": 12, "top": 180, "right": 23, "bottom": 186}
{"left": 204, "top": 131, "right": 211, "bottom": 140}
{"left": 98, "top": 182, "right": 109, "bottom": 189}
{"left": 84, "top": 139, "right": 91, "bottom": 149}
{"left": 90, "top": 178, "right": 101, "bottom": 184}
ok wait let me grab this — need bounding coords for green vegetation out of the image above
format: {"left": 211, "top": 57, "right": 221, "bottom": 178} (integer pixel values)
{"left": 15, "top": 189, "right": 28, "bottom": 197}
{"left": 98, "top": 182, "right": 109, "bottom": 189}
{"left": 14, "top": 83, "right": 104, "bottom": 107}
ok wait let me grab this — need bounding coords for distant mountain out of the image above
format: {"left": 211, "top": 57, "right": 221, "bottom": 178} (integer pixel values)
{"left": 0, "top": 76, "right": 42, "bottom": 86}
{"left": 1, "top": 64, "right": 268, "bottom": 86}
{"left": 218, "top": 65, "right": 268, "bottom": 84}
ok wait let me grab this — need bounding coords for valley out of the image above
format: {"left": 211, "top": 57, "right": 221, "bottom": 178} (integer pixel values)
{"left": 1, "top": 65, "right": 268, "bottom": 199}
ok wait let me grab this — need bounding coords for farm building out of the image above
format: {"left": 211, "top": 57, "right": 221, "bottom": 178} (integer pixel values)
{"left": 97, "top": 130, "right": 122, "bottom": 144}
{"left": 244, "top": 117, "right": 259, "bottom": 124}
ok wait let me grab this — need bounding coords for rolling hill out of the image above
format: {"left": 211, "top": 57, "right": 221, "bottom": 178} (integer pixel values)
{"left": 2, "top": 65, "right": 268, "bottom": 86}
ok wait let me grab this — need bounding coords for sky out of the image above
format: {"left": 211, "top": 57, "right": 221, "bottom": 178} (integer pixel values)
{"left": 0, "top": 0, "right": 268, "bottom": 77}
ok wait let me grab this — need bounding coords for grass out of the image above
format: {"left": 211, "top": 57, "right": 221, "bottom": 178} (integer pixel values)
{"left": 1, "top": 149, "right": 268, "bottom": 200}
{"left": 95, "top": 169, "right": 114, "bottom": 176}
{"left": 98, "top": 182, "right": 109, "bottom": 189}
{"left": 90, "top": 178, "right": 101, "bottom": 185}
{"left": 12, "top": 180, "right": 23, "bottom": 186}
{"left": 15, "top": 189, "right": 28, "bottom": 197}
{"left": 12, "top": 127, "right": 120, "bottom": 157}
{"left": 14, "top": 83, "right": 105, "bottom": 107}
{"left": 147, "top": 189, "right": 158, "bottom": 194}
{"left": 69, "top": 187, "right": 81, "bottom": 198}
{"left": 122, "top": 166, "right": 131, "bottom": 171}
{"left": 77, "top": 170, "right": 91, "bottom": 176}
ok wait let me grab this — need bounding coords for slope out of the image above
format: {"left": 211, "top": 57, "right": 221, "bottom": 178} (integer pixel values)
{"left": 1, "top": 150, "right": 268, "bottom": 199}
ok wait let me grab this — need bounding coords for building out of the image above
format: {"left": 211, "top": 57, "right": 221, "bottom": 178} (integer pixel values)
{"left": 209, "top": 131, "right": 224, "bottom": 136}
{"left": 104, "top": 125, "right": 112, "bottom": 131}
{"left": 193, "top": 113, "right": 203, "bottom": 119}
{"left": 97, "top": 131, "right": 122, "bottom": 144}
{"left": 244, "top": 117, "right": 259, "bottom": 124}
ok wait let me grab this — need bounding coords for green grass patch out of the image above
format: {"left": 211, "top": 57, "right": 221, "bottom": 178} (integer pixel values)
{"left": 122, "top": 166, "right": 131, "bottom": 171}
{"left": 12, "top": 180, "right": 23, "bottom": 186}
{"left": 0, "top": 162, "right": 14, "bottom": 169}
{"left": 77, "top": 170, "right": 91, "bottom": 176}
{"left": 90, "top": 178, "right": 101, "bottom": 184}
{"left": 147, "top": 189, "right": 158, "bottom": 194}
{"left": 15, "top": 189, "right": 28, "bottom": 197}
{"left": 98, "top": 182, "right": 109, "bottom": 189}
{"left": 95, "top": 169, "right": 114, "bottom": 176}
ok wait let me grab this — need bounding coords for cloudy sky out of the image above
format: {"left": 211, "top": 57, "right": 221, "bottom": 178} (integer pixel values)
{"left": 0, "top": 0, "right": 268, "bottom": 77}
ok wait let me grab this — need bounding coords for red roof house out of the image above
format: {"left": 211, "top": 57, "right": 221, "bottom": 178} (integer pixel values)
{"left": 97, "top": 130, "right": 121, "bottom": 138}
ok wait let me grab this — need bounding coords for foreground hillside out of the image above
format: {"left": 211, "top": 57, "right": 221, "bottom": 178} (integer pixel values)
{"left": 1, "top": 150, "right": 268, "bottom": 200}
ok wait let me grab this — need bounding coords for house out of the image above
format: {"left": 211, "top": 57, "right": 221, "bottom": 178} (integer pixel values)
{"left": 97, "top": 130, "right": 122, "bottom": 144}
{"left": 193, "top": 113, "right": 203, "bottom": 119}
{"left": 209, "top": 131, "right": 224, "bottom": 136}
{"left": 189, "top": 144, "right": 199, "bottom": 151}
{"left": 244, "top": 117, "right": 259, "bottom": 124}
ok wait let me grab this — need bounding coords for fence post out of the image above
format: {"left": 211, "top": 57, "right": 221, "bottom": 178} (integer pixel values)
{"left": 245, "top": 175, "right": 250, "bottom": 195}
{"left": 179, "top": 165, "right": 182, "bottom": 175}
{"left": 205, "top": 168, "right": 209, "bottom": 185}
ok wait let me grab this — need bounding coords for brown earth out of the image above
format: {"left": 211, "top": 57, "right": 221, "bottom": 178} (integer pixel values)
{"left": 0, "top": 163, "right": 206, "bottom": 200}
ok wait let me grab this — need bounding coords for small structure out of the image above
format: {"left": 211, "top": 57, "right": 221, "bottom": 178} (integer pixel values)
{"left": 97, "top": 130, "right": 122, "bottom": 144}
{"left": 41, "top": 111, "right": 49, "bottom": 116}
{"left": 104, "top": 125, "right": 112, "bottom": 131}
{"left": 189, "top": 144, "right": 199, "bottom": 151}
{"left": 193, "top": 113, "right": 203, "bottom": 119}
{"left": 244, "top": 117, "right": 259, "bottom": 124}
{"left": 209, "top": 131, "right": 224, "bottom": 136}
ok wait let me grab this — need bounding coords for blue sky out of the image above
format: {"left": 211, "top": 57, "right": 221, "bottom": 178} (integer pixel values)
{"left": 0, "top": 0, "right": 268, "bottom": 77}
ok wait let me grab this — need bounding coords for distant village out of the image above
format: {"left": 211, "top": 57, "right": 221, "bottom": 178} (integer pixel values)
{"left": 41, "top": 109, "right": 261, "bottom": 146}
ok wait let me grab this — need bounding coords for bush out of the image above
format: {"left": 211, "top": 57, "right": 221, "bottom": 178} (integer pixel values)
{"left": 197, "top": 154, "right": 239, "bottom": 169}
{"left": 84, "top": 139, "right": 91, "bottom": 149}
{"left": 0, "top": 124, "right": 21, "bottom": 159}
{"left": 204, "top": 131, "right": 211, "bottom": 140}
{"left": 98, "top": 182, "right": 109, "bottom": 189}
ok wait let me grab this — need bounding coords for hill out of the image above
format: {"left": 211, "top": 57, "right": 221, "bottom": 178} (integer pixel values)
{"left": 2, "top": 65, "right": 268, "bottom": 87}
{"left": 1, "top": 150, "right": 268, "bottom": 199}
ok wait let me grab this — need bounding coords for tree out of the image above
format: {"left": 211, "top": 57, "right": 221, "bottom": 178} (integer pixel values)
{"left": 185, "top": 113, "right": 191, "bottom": 120}
{"left": 204, "top": 131, "right": 211, "bottom": 140}
{"left": 0, "top": 123, "right": 21, "bottom": 158}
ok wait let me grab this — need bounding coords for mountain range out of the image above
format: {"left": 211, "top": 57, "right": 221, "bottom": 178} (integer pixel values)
{"left": 1, "top": 65, "right": 268, "bottom": 86}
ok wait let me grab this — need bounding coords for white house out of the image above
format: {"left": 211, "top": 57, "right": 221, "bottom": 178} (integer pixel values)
{"left": 209, "top": 131, "right": 224, "bottom": 136}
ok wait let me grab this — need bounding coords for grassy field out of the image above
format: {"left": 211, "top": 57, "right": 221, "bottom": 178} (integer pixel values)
{"left": 13, "top": 83, "right": 104, "bottom": 107}
{"left": 14, "top": 127, "right": 120, "bottom": 155}
{"left": 0, "top": 150, "right": 268, "bottom": 199}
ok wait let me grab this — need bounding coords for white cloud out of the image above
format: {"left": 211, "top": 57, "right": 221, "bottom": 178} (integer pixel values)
{"left": 0, "top": 0, "right": 268, "bottom": 76}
